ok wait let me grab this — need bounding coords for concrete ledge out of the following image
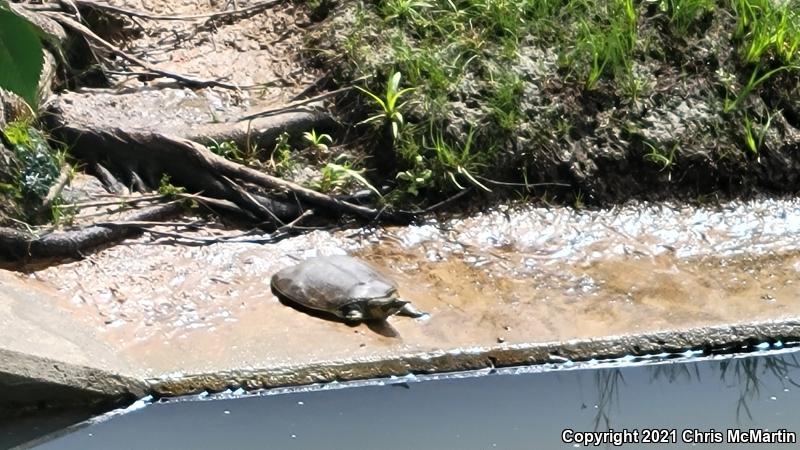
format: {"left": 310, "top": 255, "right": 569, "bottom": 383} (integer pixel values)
{"left": 147, "top": 317, "right": 800, "bottom": 396}
{"left": 0, "top": 272, "right": 146, "bottom": 416}
{"left": 0, "top": 349, "right": 146, "bottom": 417}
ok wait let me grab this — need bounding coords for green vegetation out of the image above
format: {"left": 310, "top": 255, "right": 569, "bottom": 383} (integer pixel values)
{"left": 355, "top": 71, "right": 415, "bottom": 139}
{"left": 157, "top": 174, "right": 186, "bottom": 197}
{"left": 0, "top": 1, "right": 45, "bottom": 108}
{"left": 310, "top": 0, "right": 800, "bottom": 204}
{"left": 0, "top": 121, "right": 68, "bottom": 223}
{"left": 302, "top": 129, "right": 333, "bottom": 155}
{"left": 314, "top": 158, "right": 381, "bottom": 196}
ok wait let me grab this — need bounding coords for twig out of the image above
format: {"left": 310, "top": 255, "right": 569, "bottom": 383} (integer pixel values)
{"left": 475, "top": 175, "right": 572, "bottom": 188}
{"left": 71, "top": 0, "right": 283, "bottom": 22}
{"left": 44, "top": 12, "right": 243, "bottom": 90}
{"left": 417, "top": 187, "right": 473, "bottom": 214}
{"left": 238, "top": 87, "right": 352, "bottom": 121}
{"left": 276, "top": 209, "right": 313, "bottom": 232}
{"left": 55, "top": 194, "right": 167, "bottom": 209}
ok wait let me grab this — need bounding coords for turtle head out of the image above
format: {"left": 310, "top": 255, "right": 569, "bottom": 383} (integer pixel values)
{"left": 364, "top": 296, "right": 409, "bottom": 321}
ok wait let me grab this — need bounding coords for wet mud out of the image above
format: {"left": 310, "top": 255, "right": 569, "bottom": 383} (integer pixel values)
{"left": 19, "top": 197, "right": 800, "bottom": 386}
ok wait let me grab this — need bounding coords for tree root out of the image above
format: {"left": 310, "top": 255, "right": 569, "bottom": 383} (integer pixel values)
{"left": 46, "top": 117, "right": 411, "bottom": 224}
{"left": 0, "top": 201, "right": 183, "bottom": 266}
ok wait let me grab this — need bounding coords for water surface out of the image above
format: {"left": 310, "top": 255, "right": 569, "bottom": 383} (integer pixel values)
{"left": 25, "top": 348, "right": 800, "bottom": 449}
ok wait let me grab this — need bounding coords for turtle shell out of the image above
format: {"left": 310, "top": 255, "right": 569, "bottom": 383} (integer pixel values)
{"left": 270, "top": 256, "right": 399, "bottom": 316}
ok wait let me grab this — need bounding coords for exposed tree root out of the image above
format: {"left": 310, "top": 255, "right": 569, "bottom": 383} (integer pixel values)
{"left": 0, "top": 201, "right": 183, "bottom": 265}
{"left": 46, "top": 117, "right": 410, "bottom": 224}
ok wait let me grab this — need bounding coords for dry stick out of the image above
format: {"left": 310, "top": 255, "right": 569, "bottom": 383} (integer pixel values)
{"left": 55, "top": 195, "right": 167, "bottom": 209}
{"left": 238, "top": 87, "right": 352, "bottom": 121}
{"left": 71, "top": 0, "right": 283, "bottom": 22}
{"left": 44, "top": 13, "right": 242, "bottom": 90}
{"left": 475, "top": 175, "right": 572, "bottom": 188}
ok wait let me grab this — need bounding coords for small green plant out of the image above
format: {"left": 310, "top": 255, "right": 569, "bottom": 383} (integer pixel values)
{"left": 380, "top": 0, "right": 433, "bottom": 24}
{"left": 269, "top": 132, "right": 295, "bottom": 176}
{"left": 313, "top": 156, "right": 381, "bottom": 196}
{"left": 158, "top": 174, "right": 185, "bottom": 197}
{"left": 742, "top": 111, "right": 774, "bottom": 160}
{"left": 355, "top": 71, "right": 416, "bottom": 139}
{"left": 571, "top": 0, "right": 638, "bottom": 90}
{"left": 660, "top": 0, "right": 715, "bottom": 36}
{"left": 1, "top": 121, "right": 68, "bottom": 222}
{"left": 732, "top": 0, "right": 800, "bottom": 66}
{"left": 396, "top": 154, "right": 433, "bottom": 196}
{"left": 302, "top": 129, "right": 333, "bottom": 155}
{"left": 208, "top": 139, "right": 245, "bottom": 163}
{"left": 3, "top": 121, "right": 63, "bottom": 201}
{"left": 723, "top": 65, "right": 793, "bottom": 112}
{"left": 488, "top": 71, "right": 523, "bottom": 131}
{"left": 643, "top": 141, "right": 677, "bottom": 178}
{"left": 427, "top": 127, "right": 491, "bottom": 192}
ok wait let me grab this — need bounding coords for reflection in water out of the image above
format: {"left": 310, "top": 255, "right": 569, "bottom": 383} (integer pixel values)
{"left": 593, "top": 368, "right": 625, "bottom": 431}
{"left": 720, "top": 352, "right": 800, "bottom": 422}
{"left": 592, "top": 348, "right": 800, "bottom": 431}
{"left": 24, "top": 348, "right": 800, "bottom": 450}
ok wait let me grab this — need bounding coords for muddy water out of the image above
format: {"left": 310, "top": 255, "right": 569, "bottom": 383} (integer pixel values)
{"left": 23, "top": 198, "right": 800, "bottom": 376}
{"left": 24, "top": 349, "right": 800, "bottom": 450}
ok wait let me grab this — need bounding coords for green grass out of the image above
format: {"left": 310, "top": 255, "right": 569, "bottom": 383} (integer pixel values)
{"left": 310, "top": 0, "right": 800, "bottom": 203}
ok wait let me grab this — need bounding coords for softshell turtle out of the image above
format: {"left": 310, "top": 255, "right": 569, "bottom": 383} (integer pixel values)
{"left": 270, "top": 255, "right": 426, "bottom": 322}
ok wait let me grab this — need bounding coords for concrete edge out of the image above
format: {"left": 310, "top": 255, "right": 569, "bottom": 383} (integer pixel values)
{"left": 0, "top": 348, "right": 148, "bottom": 416}
{"left": 147, "top": 317, "right": 800, "bottom": 396}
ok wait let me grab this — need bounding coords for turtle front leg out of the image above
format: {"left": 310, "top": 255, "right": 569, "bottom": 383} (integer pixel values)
{"left": 397, "top": 302, "right": 428, "bottom": 318}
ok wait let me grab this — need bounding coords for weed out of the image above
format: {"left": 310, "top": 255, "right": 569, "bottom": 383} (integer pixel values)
{"left": 426, "top": 127, "right": 492, "bottom": 192}
{"left": 356, "top": 71, "right": 416, "bottom": 139}
{"left": 643, "top": 141, "right": 677, "bottom": 179}
{"left": 732, "top": 0, "right": 800, "bottom": 66}
{"left": 571, "top": 0, "right": 638, "bottom": 90}
{"left": 723, "top": 64, "right": 794, "bottom": 112}
{"left": 660, "top": 0, "right": 715, "bottom": 35}
{"left": 2, "top": 121, "right": 64, "bottom": 203}
{"left": 158, "top": 174, "right": 185, "bottom": 197}
{"left": 208, "top": 139, "right": 245, "bottom": 163}
{"left": 487, "top": 70, "right": 524, "bottom": 131}
{"left": 302, "top": 129, "right": 333, "bottom": 155}
{"left": 269, "top": 132, "right": 295, "bottom": 176}
{"left": 313, "top": 156, "right": 381, "bottom": 196}
{"left": 396, "top": 154, "right": 434, "bottom": 196}
{"left": 380, "top": 0, "right": 433, "bottom": 25}
{"left": 742, "top": 110, "right": 774, "bottom": 160}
